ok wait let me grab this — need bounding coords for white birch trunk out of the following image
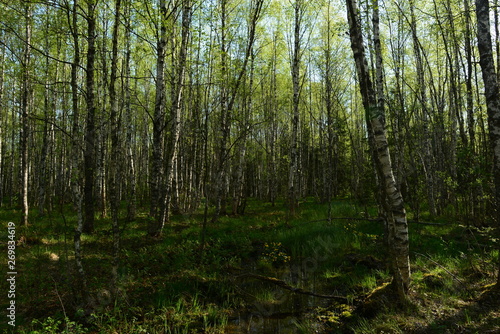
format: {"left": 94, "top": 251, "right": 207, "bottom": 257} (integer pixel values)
{"left": 20, "top": 3, "right": 32, "bottom": 226}
{"left": 346, "top": 0, "right": 410, "bottom": 297}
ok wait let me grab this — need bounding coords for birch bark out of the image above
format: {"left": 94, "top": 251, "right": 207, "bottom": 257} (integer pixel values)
{"left": 346, "top": 0, "right": 410, "bottom": 297}
{"left": 20, "top": 2, "right": 32, "bottom": 226}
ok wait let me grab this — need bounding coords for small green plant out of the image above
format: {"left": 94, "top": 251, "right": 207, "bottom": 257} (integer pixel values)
{"left": 27, "top": 316, "right": 87, "bottom": 334}
{"left": 262, "top": 242, "right": 291, "bottom": 264}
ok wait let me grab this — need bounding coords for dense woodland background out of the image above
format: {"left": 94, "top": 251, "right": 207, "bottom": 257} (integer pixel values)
{"left": 2, "top": 0, "right": 497, "bottom": 229}
{"left": 2, "top": 0, "right": 500, "bottom": 332}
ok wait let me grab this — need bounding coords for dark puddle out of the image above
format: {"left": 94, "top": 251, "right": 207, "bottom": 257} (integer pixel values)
{"left": 227, "top": 263, "right": 333, "bottom": 333}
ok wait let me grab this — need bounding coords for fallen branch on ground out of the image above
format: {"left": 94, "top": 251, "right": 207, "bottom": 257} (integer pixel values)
{"left": 234, "top": 272, "right": 353, "bottom": 303}
{"left": 305, "top": 217, "right": 450, "bottom": 226}
{"left": 413, "top": 252, "right": 473, "bottom": 297}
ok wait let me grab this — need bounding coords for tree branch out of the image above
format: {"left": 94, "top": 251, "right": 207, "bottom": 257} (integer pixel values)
{"left": 233, "top": 272, "right": 353, "bottom": 303}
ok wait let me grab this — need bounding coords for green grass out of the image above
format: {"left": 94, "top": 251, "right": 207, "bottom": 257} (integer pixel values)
{"left": 1, "top": 197, "right": 499, "bottom": 333}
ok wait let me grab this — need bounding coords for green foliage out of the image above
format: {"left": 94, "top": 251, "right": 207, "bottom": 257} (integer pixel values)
{"left": 262, "top": 241, "right": 291, "bottom": 264}
{"left": 23, "top": 317, "right": 87, "bottom": 334}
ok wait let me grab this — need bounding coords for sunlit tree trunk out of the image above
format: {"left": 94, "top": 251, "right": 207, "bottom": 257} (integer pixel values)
{"left": 20, "top": 2, "right": 32, "bottom": 226}
{"left": 346, "top": 0, "right": 410, "bottom": 299}
{"left": 464, "top": 0, "right": 475, "bottom": 149}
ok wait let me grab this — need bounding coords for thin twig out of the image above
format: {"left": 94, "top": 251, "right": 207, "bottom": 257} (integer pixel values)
{"left": 413, "top": 252, "right": 473, "bottom": 297}
{"left": 408, "top": 220, "right": 451, "bottom": 226}
{"left": 52, "top": 276, "right": 69, "bottom": 331}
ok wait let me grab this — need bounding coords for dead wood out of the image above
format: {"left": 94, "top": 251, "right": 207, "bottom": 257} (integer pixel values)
{"left": 234, "top": 272, "right": 353, "bottom": 303}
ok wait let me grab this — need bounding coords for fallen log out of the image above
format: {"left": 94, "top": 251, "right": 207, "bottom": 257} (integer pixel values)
{"left": 234, "top": 272, "right": 353, "bottom": 303}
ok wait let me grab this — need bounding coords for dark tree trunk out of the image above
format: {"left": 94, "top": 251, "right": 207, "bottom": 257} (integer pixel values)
{"left": 83, "top": 0, "right": 97, "bottom": 234}
{"left": 149, "top": 0, "right": 168, "bottom": 231}
{"left": 109, "top": 0, "right": 122, "bottom": 297}
{"left": 475, "top": 0, "right": 500, "bottom": 286}
{"left": 68, "top": 0, "right": 90, "bottom": 307}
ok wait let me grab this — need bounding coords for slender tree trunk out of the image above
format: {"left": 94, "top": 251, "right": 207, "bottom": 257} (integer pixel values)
{"left": 323, "top": 2, "right": 338, "bottom": 205}
{"left": 9, "top": 106, "right": 15, "bottom": 208}
{"left": 39, "top": 65, "right": 49, "bottom": 217}
{"left": 149, "top": 0, "right": 167, "bottom": 228}
{"left": 232, "top": 51, "right": 254, "bottom": 215}
{"left": 96, "top": 20, "right": 110, "bottom": 219}
{"left": 289, "top": 0, "right": 302, "bottom": 217}
{"left": 67, "top": 0, "right": 90, "bottom": 306}
{"left": 124, "top": 1, "right": 136, "bottom": 221}
{"left": 494, "top": 0, "right": 500, "bottom": 80}
{"left": 268, "top": 31, "right": 278, "bottom": 206}
{"left": 475, "top": 0, "right": 500, "bottom": 286}
{"left": 38, "top": 8, "right": 55, "bottom": 216}
{"left": 463, "top": 0, "right": 477, "bottom": 219}
{"left": 346, "top": 0, "right": 410, "bottom": 299}
{"left": 83, "top": 0, "right": 97, "bottom": 234}
{"left": 409, "top": 0, "right": 437, "bottom": 217}
{"left": 109, "top": 0, "right": 122, "bottom": 296}
{"left": 154, "top": 0, "right": 192, "bottom": 236}
{"left": 20, "top": 2, "right": 32, "bottom": 226}
{"left": 0, "top": 30, "right": 5, "bottom": 207}
{"left": 464, "top": 0, "right": 475, "bottom": 149}
{"left": 212, "top": 0, "right": 263, "bottom": 222}
{"left": 213, "top": 0, "right": 230, "bottom": 220}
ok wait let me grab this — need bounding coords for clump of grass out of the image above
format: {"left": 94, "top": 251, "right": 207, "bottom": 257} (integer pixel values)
{"left": 86, "top": 295, "right": 231, "bottom": 334}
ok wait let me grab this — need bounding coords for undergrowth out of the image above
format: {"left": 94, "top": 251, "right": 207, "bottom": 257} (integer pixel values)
{"left": 0, "top": 198, "right": 498, "bottom": 333}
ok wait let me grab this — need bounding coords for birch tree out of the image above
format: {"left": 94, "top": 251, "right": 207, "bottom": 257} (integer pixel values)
{"left": 346, "top": 0, "right": 410, "bottom": 298}
{"left": 152, "top": 0, "right": 193, "bottom": 236}
{"left": 212, "top": 0, "right": 263, "bottom": 222}
{"left": 20, "top": 1, "right": 32, "bottom": 226}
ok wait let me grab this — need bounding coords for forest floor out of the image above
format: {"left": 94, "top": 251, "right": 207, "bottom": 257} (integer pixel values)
{"left": 1, "top": 198, "right": 500, "bottom": 333}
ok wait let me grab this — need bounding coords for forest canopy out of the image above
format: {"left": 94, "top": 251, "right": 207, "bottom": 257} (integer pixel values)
{"left": 1, "top": 0, "right": 493, "bottom": 228}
